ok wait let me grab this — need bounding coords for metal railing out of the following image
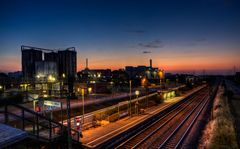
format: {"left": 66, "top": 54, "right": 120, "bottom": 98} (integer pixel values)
{"left": 0, "top": 100, "right": 80, "bottom": 143}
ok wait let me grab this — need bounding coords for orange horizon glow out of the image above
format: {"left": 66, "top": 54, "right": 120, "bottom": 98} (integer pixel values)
{"left": 0, "top": 50, "right": 239, "bottom": 74}
{"left": 0, "top": 61, "right": 238, "bottom": 74}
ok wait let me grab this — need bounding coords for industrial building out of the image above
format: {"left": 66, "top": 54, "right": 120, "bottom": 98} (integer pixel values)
{"left": 58, "top": 48, "right": 77, "bottom": 78}
{"left": 125, "top": 59, "right": 161, "bottom": 80}
{"left": 21, "top": 47, "right": 43, "bottom": 79}
{"left": 21, "top": 45, "right": 77, "bottom": 97}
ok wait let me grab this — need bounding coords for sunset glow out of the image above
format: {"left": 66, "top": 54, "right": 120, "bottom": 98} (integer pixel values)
{"left": 1, "top": 0, "right": 240, "bottom": 74}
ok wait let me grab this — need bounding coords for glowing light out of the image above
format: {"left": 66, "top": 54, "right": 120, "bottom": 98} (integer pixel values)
{"left": 48, "top": 75, "right": 56, "bottom": 82}
{"left": 171, "top": 91, "right": 175, "bottom": 97}
{"left": 163, "top": 93, "right": 167, "bottom": 99}
{"left": 20, "top": 83, "right": 30, "bottom": 90}
{"left": 81, "top": 88, "right": 85, "bottom": 95}
{"left": 141, "top": 78, "right": 147, "bottom": 86}
{"left": 159, "top": 70, "right": 164, "bottom": 79}
{"left": 167, "top": 92, "right": 171, "bottom": 98}
{"left": 135, "top": 90, "right": 140, "bottom": 96}
{"left": 88, "top": 87, "right": 92, "bottom": 94}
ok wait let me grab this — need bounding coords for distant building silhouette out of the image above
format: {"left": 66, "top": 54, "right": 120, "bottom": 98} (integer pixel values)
{"left": 125, "top": 59, "right": 159, "bottom": 80}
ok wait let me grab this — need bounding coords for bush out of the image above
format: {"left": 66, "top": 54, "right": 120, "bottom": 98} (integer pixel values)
{"left": 208, "top": 88, "right": 238, "bottom": 149}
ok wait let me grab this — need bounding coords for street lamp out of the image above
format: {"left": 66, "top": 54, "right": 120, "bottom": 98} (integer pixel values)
{"left": 36, "top": 74, "right": 44, "bottom": 97}
{"left": 0, "top": 85, "right": 3, "bottom": 93}
{"left": 61, "top": 73, "right": 65, "bottom": 98}
{"left": 135, "top": 90, "right": 140, "bottom": 97}
{"left": 159, "top": 70, "right": 164, "bottom": 87}
{"left": 110, "top": 81, "right": 114, "bottom": 97}
{"left": 129, "top": 80, "right": 132, "bottom": 117}
{"left": 88, "top": 87, "right": 92, "bottom": 94}
{"left": 141, "top": 78, "right": 149, "bottom": 107}
{"left": 135, "top": 90, "right": 140, "bottom": 115}
{"left": 141, "top": 78, "right": 146, "bottom": 87}
{"left": 81, "top": 88, "right": 85, "bottom": 124}
{"left": 48, "top": 75, "right": 56, "bottom": 97}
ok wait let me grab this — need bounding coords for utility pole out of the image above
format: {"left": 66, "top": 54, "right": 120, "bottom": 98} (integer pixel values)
{"left": 67, "top": 75, "right": 74, "bottom": 149}
{"left": 67, "top": 95, "right": 72, "bottom": 149}
{"left": 129, "top": 80, "right": 132, "bottom": 117}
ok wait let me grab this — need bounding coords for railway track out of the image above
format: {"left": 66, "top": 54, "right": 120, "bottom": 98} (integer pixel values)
{"left": 116, "top": 87, "right": 213, "bottom": 149}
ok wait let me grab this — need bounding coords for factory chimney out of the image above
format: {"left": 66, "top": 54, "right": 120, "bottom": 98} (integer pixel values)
{"left": 86, "top": 58, "right": 88, "bottom": 69}
{"left": 150, "top": 59, "right": 152, "bottom": 68}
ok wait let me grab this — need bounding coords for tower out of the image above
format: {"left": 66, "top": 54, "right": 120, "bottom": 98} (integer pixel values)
{"left": 150, "top": 59, "right": 152, "bottom": 68}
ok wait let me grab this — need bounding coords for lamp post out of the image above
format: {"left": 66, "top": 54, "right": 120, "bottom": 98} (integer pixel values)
{"left": 94, "top": 81, "right": 97, "bottom": 99}
{"left": 66, "top": 94, "right": 72, "bottom": 149}
{"left": 141, "top": 78, "right": 148, "bottom": 108}
{"left": 66, "top": 75, "right": 74, "bottom": 149}
{"left": 110, "top": 81, "right": 114, "bottom": 97}
{"left": 81, "top": 89, "right": 85, "bottom": 124}
{"left": 129, "top": 80, "right": 132, "bottom": 117}
{"left": 61, "top": 73, "right": 65, "bottom": 97}
{"left": 48, "top": 75, "right": 56, "bottom": 97}
{"left": 88, "top": 87, "right": 92, "bottom": 94}
{"left": 135, "top": 90, "right": 140, "bottom": 115}
{"left": 0, "top": 85, "right": 3, "bottom": 94}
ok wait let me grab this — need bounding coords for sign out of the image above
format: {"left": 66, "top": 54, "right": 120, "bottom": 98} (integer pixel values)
{"left": 44, "top": 100, "right": 61, "bottom": 108}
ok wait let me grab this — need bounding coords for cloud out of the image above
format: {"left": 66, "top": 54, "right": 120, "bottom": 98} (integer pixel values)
{"left": 142, "top": 51, "right": 151, "bottom": 54}
{"left": 195, "top": 37, "right": 207, "bottom": 42}
{"left": 126, "top": 30, "right": 145, "bottom": 34}
{"left": 185, "top": 37, "right": 207, "bottom": 47}
{"left": 138, "top": 40, "right": 164, "bottom": 48}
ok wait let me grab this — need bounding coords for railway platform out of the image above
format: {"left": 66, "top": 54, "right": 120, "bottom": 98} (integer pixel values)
{"left": 81, "top": 85, "right": 206, "bottom": 148}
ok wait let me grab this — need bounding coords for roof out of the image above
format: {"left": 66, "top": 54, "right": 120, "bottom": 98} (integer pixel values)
{"left": 0, "top": 124, "right": 28, "bottom": 148}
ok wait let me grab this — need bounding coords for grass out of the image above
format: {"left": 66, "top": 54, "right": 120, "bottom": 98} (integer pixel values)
{"left": 199, "top": 86, "right": 239, "bottom": 149}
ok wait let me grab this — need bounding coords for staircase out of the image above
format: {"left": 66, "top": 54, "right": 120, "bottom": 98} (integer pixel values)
{"left": 0, "top": 100, "right": 81, "bottom": 147}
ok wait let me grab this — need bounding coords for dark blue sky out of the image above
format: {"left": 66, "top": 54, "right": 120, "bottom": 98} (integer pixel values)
{"left": 1, "top": 0, "right": 240, "bottom": 74}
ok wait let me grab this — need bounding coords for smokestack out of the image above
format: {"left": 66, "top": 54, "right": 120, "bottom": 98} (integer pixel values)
{"left": 150, "top": 59, "right": 152, "bottom": 68}
{"left": 86, "top": 58, "right": 88, "bottom": 69}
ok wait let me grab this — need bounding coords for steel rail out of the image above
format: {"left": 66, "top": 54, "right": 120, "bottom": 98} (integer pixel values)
{"left": 157, "top": 91, "right": 210, "bottom": 149}
{"left": 115, "top": 89, "right": 206, "bottom": 149}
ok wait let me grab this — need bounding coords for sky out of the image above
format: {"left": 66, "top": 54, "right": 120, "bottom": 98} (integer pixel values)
{"left": 0, "top": 0, "right": 240, "bottom": 74}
